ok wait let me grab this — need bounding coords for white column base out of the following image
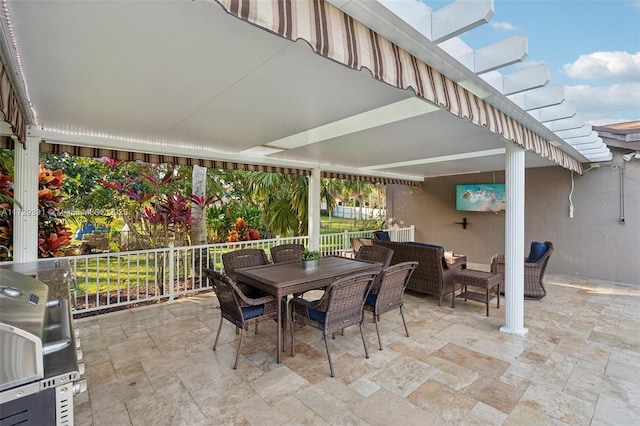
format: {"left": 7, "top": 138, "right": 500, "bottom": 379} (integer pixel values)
{"left": 500, "top": 325, "right": 528, "bottom": 337}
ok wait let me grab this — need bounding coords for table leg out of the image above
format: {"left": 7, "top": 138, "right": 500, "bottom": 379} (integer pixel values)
{"left": 485, "top": 287, "right": 489, "bottom": 316}
{"left": 496, "top": 283, "right": 500, "bottom": 309}
{"left": 276, "top": 297, "right": 282, "bottom": 363}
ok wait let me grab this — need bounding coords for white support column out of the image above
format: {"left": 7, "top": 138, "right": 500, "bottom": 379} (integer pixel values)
{"left": 501, "top": 141, "right": 528, "bottom": 336}
{"left": 308, "top": 168, "right": 321, "bottom": 251}
{"left": 13, "top": 137, "right": 39, "bottom": 263}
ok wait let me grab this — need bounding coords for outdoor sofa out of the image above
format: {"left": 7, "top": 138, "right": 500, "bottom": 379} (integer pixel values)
{"left": 355, "top": 238, "right": 467, "bottom": 305}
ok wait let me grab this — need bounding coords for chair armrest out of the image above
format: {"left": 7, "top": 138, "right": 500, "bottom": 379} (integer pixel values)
{"left": 230, "top": 281, "right": 275, "bottom": 306}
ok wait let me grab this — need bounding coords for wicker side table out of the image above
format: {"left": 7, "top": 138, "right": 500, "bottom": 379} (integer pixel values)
{"left": 453, "top": 269, "right": 502, "bottom": 316}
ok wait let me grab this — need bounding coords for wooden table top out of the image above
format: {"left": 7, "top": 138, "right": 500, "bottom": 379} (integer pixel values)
{"left": 235, "top": 256, "right": 382, "bottom": 297}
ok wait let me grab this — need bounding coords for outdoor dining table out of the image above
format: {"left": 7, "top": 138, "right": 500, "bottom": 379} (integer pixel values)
{"left": 235, "top": 255, "right": 382, "bottom": 363}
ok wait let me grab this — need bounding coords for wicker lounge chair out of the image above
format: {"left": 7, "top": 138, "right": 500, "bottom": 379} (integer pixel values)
{"left": 289, "top": 272, "right": 378, "bottom": 377}
{"left": 270, "top": 243, "right": 304, "bottom": 263}
{"left": 363, "top": 261, "right": 418, "bottom": 350}
{"left": 204, "top": 269, "right": 282, "bottom": 369}
{"left": 490, "top": 241, "right": 554, "bottom": 299}
{"left": 355, "top": 245, "right": 394, "bottom": 268}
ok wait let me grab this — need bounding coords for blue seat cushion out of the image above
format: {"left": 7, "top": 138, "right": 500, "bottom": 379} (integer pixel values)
{"left": 527, "top": 241, "right": 547, "bottom": 263}
{"left": 307, "top": 307, "right": 326, "bottom": 324}
{"left": 365, "top": 292, "right": 377, "bottom": 306}
{"left": 241, "top": 305, "right": 265, "bottom": 320}
{"left": 374, "top": 231, "right": 391, "bottom": 241}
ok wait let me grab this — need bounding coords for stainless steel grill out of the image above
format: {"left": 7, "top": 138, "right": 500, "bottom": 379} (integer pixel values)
{"left": 0, "top": 268, "right": 85, "bottom": 426}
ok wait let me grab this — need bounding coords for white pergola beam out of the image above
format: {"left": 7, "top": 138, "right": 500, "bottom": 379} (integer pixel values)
{"left": 508, "top": 86, "right": 565, "bottom": 111}
{"left": 564, "top": 132, "right": 599, "bottom": 145}
{"left": 555, "top": 123, "right": 592, "bottom": 139}
{"left": 544, "top": 114, "right": 587, "bottom": 132}
{"left": 474, "top": 34, "right": 527, "bottom": 74}
{"left": 431, "top": 0, "right": 494, "bottom": 43}
{"left": 501, "top": 64, "right": 550, "bottom": 95}
{"left": 528, "top": 102, "right": 576, "bottom": 123}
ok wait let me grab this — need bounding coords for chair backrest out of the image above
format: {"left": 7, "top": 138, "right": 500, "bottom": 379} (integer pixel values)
{"left": 270, "top": 243, "right": 304, "bottom": 263}
{"left": 371, "top": 262, "right": 418, "bottom": 312}
{"left": 323, "top": 272, "right": 378, "bottom": 335}
{"left": 356, "top": 245, "right": 394, "bottom": 268}
{"left": 222, "top": 248, "right": 269, "bottom": 281}
{"left": 204, "top": 268, "right": 244, "bottom": 324}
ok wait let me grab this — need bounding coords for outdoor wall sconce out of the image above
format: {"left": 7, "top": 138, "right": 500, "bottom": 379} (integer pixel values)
{"left": 455, "top": 217, "right": 469, "bottom": 229}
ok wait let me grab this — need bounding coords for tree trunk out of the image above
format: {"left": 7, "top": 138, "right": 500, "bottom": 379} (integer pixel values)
{"left": 190, "top": 165, "right": 207, "bottom": 245}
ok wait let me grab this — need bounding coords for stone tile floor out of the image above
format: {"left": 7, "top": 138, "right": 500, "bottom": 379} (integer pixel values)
{"left": 73, "top": 272, "right": 640, "bottom": 425}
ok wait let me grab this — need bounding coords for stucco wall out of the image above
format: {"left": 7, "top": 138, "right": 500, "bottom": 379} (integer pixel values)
{"left": 387, "top": 150, "right": 640, "bottom": 285}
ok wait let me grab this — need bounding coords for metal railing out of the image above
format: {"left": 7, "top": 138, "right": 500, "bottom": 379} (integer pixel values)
{"left": 56, "top": 226, "right": 414, "bottom": 315}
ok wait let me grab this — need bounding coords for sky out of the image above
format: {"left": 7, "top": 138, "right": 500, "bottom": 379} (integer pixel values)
{"left": 424, "top": 0, "right": 640, "bottom": 126}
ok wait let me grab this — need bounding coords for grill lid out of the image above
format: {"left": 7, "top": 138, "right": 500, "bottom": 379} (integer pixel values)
{"left": 0, "top": 270, "right": 49, "bottom": 392}
{"left": 0, "top": 270, "right": 49, "bottom": 337}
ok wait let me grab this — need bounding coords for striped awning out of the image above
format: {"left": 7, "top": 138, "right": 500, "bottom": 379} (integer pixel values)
{"left": 0, "top": 59, "right": 26, "bottom": 143}
{"left": 216, "top": 0, "right": 582, "bottom": 174}
{"left": 1, "top": 139, "right": 417, "bottom": 186}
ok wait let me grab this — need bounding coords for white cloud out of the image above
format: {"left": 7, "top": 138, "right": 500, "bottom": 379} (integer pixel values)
{"left": 563, "top": 51, "right": 640, "bottom": 82}
{"left": 490, "top": 21, "right": 517, "bottom": 31}
{"left": 565, "top": 83, "right": 640, "bottom": 118}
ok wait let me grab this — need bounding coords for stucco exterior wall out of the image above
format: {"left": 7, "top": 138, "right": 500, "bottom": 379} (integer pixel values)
{"left": 387, "top": 150, "right": 640, "bottom": 285}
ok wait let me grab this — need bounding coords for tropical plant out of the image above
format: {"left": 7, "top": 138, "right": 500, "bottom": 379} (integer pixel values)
{"left": 226, "top": 217, "right": 260, "bottom": 242}
{"left": 0, "top": 158, "right": 73, "bottom": 258}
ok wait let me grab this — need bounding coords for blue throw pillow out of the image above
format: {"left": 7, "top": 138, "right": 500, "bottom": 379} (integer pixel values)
{"left": 527, "top": 241, "right": 547, "bottom": 263}
{"left": 374, "top": 231, "right": 391, "bottom": 241}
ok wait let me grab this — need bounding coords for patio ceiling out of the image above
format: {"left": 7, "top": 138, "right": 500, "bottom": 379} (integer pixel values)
{"left": 0, "top": 0, "right": 601, "bottom": 183}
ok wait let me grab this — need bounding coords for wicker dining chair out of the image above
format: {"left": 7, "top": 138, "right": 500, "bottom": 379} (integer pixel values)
{"left": 363, "top": 261, "right": 418, "bottom": 350}
{"left": 222, "top": 248, "right": 270, "bottom": 295}
{"left": 289, "top": 272, "right": 378, "bottom": 377}
{"left": 204, "top": 268, "right": 282, "bottom": 369}
{"left": 270, "top": 243, "right": 304, "bottom": 263}
{"left": 355, "top": 245, "right": 394, "bottom": 268}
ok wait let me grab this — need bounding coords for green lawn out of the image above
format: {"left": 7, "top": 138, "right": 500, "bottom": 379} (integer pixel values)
{"left": 321, "top": 216, "right": 379, "bottom": 233}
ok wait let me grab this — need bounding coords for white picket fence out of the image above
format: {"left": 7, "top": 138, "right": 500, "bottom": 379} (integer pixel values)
{"left": 62, "top": 226, "right": 414, "bottom": 315}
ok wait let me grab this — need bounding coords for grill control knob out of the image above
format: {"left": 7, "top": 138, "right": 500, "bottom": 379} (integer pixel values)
{"left": 78, "top": 362, "right": 85, "bottom": 375}
{"left": 76, "top": 337, "right": 82, "bottom": 349}
{"left": 73, "top": 379, "right": 87, "bottom": 395}
{"left": 76, "top": 348, "right": 83, "bottom": 361}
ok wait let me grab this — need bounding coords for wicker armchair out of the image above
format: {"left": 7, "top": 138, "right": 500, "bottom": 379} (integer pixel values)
{"left": 355, "top": 245, "right": 394, "bottom": 268}
{"left": 270, "top": 243, "right": 304, "bottom": 263}
{"left": 289, "top": 272, "right": 378, "bottom": 377}
{"left": 490, "top": 241, "right": 554, "bottom": 299}
{"left": 363, "top": 261, "right": 418, "bottom": 350}
{"left": 204, "top": 269, "right": 282, "bottom": 369}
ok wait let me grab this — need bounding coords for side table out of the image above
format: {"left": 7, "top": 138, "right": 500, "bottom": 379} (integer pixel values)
{"left": 453, "top": 269, "right": 502, "bottom": 316}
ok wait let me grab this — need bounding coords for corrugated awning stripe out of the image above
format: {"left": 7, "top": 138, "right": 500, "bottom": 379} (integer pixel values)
{"left": 24, "top": 140, "right": 420, "bottom": 186}
{"left": 0, "top": 60, "right": 26, "bottom": 143}
{"left": 215, "top": 0, "right": 582, "bottom": 174}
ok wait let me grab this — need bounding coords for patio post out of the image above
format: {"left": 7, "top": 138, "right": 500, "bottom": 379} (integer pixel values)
{"left": 12, "top": 136, "right": 39, "bottom": 263}
{"left": 308, "top": 168, "right": 321, "bottom": 251}
{"left": 500, "top": 140, "right": 528, "bottom": 336}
